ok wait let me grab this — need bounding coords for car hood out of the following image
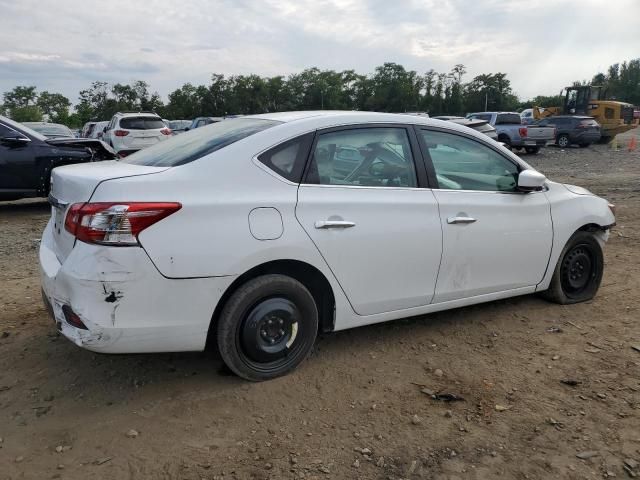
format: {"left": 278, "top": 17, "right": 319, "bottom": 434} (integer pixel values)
{"left": 46, "top": 138, "right": 117, "bottom": 160}
{"left": 563, "top": 184, "right": 594, "bottom": 196}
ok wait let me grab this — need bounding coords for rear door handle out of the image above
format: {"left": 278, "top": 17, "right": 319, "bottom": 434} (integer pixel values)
{"left": 314, "top": 220, "right": 356, "bottom": 229}
{"left": 447, "top": 216, "right": 477, "bottom": 224}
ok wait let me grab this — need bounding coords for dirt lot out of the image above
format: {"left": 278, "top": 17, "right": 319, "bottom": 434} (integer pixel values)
{"left": 1, "top": 130, "right": 639, "bottom": 480}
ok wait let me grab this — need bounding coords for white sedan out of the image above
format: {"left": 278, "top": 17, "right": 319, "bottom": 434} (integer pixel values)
{"left": 40, "top": 111, "right": 615, "bottom": 381}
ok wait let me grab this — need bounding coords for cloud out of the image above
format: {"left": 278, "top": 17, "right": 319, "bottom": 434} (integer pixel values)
{"left": 0, "top": 0, "right": 638, "bottom": 104}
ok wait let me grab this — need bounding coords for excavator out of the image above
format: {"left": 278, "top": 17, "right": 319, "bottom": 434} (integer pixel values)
{"left": 531, "top": 85, "right": 638, "bottom": 142}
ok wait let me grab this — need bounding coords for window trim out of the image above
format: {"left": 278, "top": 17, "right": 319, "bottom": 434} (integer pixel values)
{"left": 300, "top": 123, "right": 429, "bottom": 189}
{"left": 0, "top": 121, "right": 32, "bottom": 142}
{"left": 414, "top": 125, "right": 529, "bottom": 193}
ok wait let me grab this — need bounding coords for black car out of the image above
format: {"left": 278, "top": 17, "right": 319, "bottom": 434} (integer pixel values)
{"left": 0, "top": 115, "right": 116, "bottom": 201}
{"left": 535, "top": 115, "right": 602, "bottom": 148}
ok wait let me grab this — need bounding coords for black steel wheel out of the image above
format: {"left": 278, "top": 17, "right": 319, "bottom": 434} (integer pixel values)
{"left": 541, "top": 231, "right": 604, "bottom": 304}
{"left": 217, "top": 274, "right": 318, "bottom": 381}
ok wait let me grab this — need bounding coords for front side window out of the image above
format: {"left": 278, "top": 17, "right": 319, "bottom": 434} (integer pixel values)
{"left": 305, "top": 127, "right": 417, "bottom": 188}
{"left": 421, "top": 130, "right": 519, "bottom": 192}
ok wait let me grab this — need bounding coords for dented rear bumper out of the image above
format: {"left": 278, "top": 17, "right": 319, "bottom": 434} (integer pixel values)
{"left": 39, "top": 220, "right": 235, "bottom": 354}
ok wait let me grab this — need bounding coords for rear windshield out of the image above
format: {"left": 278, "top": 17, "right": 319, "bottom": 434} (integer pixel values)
{"left": 579, "top": 119, "right": 599, "bottom": 127}
{"left": 119, "top": 116, "right": 166, "bottom": 130}
{"left": 495, "top": 113, "right": 522, "bottom": 125}
{"left": 122, "top": 117, "right": 281, "bottom": 167}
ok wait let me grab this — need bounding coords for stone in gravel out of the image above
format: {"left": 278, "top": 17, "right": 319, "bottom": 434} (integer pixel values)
{"left": 552, "top": 355, "right": 560, "bottom": 360}
{"left": 126, "top": 429, "right": 139, "bottom": 438}
{"left": 55, "top": 445, "right": 63, "bottom": 453}
{"left": 560, "top": 379, "right": 581, "bottom": 386}
{"left": 434, "top": 369, "right": 444, "bottom": 377}
{"left": 319, "top": 466, "right": 330, "bottom": 474}
{"left": 93, "top": 457, "right": 112, "bottom": 466}
{"left": 495, "top": 405, "right": 511, "bottom": 411}
{"left": 352, "top": 459, "right": 360, "bottom": 468}
{"left": 57, "top": 465, "right": 64, "bottom": 470}
{"left": 376, "top": 456, "right": 385, "bottom": 467}
{"left": 44, "top": 395, "right": 54, "bottom": 402}
{"left": 265, "top": 462, "right": 273, "bottom": 470}
{"left": 444, "top": 410, "right": 453, "bottom": 418}
{"left": 576, "top": 451, "right": 599, "bottom": 459}
{"left": 597, "top": 393, "right": 607, "bottom": 399}
{"left": 15, "top": 455, "right": 24, "bottom": 463}
{"left": 411, "top": 414, "right": 422, "bottom": 425}
{"left": 421, "top": 387, "right": 435, "bottom": 397}
{"left": 407, "top": 460, "right": 418, "bottom": 475}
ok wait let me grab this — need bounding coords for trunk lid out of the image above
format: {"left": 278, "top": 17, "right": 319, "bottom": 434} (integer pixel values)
{"left": 525, "top": 126, "right": 555, "bottom": 141}
{"left": 48, "top": 161, "right": 170, "bottom": 262}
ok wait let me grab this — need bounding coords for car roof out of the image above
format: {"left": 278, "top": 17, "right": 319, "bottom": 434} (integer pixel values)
{"left": 249, "top": 110, "right": 452, "bottom": 127}
{"left": 116, "top": 112, "right": 161, "bottom": 118}
{"left": 544, "top": 115, "right": 594, "bottom": 119}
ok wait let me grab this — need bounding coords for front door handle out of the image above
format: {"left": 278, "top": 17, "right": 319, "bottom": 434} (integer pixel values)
{"left": 314, "top": 220, "right": 356, "bottom": 229}
{"left": 447, "top": 216, "right": 477, "bottom": 224}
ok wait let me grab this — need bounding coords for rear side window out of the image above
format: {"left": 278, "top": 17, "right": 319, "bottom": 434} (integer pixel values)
{"left": 120, "top": 117, "right": 166, "bottom": 130}
{"left": 496, "top": 114, "right": 522, "bottom": 125}
{"left": 257, "top": 133, "right": 313, "bottom": 182}
{"left": 579, "top": 119, "right": 599, "bottom": 127}
{"left": 123, "top": 117, "right": 281, "bottom": 167}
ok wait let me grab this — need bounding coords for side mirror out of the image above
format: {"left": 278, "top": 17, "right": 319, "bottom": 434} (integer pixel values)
{"left": 0, "top": 135, "right": 30, "bottom": 146}
{"left": 184, "top": 127, "right": 190, "bottom": 131}
{"left": 517, "top": 169, "right": 547, "bottom": 192}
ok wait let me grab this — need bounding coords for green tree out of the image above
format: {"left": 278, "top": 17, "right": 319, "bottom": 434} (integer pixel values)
{"left": 37, "top": 91, "right": 71, "bottom": 123}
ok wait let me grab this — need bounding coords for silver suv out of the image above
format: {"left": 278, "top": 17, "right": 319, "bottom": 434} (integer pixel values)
{"left": 103, "top": 112, "right": 171, "bottom": 157}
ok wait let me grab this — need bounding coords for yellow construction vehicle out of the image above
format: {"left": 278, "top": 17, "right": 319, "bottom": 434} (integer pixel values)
{"left": 532, "top": 85, "right": 637, "bottom": 141}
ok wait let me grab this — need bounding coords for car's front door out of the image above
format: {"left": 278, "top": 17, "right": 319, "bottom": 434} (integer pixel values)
{"left": 417, "top": 128, "right": 553, "bottom": 303}
{"left": 0, "top": 122, "right": 36, "bottom": 192}
{"left": 296, "top": 125, "right": 443, "bottom": 316}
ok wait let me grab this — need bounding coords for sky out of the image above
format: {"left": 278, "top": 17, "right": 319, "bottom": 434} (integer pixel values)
{"left": 1, "top": 0, "right": 638, "bottom": 104}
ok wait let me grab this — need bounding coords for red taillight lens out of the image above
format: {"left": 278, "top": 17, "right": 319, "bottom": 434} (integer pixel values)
{"left": 114, "top": 130, "right": 129, "bottom": 137}
{"left": 519, "top": 127, "right": 528, "bottom": 137}
{"left": 65, "top": 202, "right": 181, "bottom": 246}
{"left": 160, "top": 128, "right": 172, "bottom": 135}
{"left": 62, "top": 305, "right": 88, "bottom": 330}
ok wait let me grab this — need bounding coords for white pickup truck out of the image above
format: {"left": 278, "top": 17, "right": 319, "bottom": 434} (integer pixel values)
{"left": 467, "top": 112, "right": 555, "bottom": 154}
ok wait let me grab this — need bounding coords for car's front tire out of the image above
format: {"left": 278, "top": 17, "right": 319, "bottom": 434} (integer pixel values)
{"left": 556, "top": 134, "right": 570, "bottom": 148}
{"left": 541, "top": 231, "right": 604, "bottom": 304}
{"left": 217, "top": 274, "right": 318, "bottom": 381}
{"left": 525, "top": 146, "right": 540, "bottom": 154}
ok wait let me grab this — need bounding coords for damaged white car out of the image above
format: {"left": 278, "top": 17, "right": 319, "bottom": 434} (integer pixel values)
{"left": 40, "top": 112, "right": 615, "bottom": 381}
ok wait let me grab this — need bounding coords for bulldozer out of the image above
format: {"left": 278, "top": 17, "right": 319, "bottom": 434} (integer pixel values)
{"left": 532, "top": 85, "right": 637, "bottom": 142}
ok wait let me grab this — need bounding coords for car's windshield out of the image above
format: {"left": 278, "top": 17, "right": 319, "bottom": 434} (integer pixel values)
{"left": 26, "top": 123, "right": 73, "bottom": 137}
{"left": 120, "top": 116, "right": 166, "bottom": 130}
{"left": 169, "top": 120, "right": 191, "bottom": 130}
{"left": 0, "top": 116, "right": 47, "bottom": 141}
{"left": 122, "top": 117, "right": 281, "bottom": 166}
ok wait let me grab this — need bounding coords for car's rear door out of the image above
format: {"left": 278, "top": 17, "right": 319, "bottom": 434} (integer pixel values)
{"left": 416, "top": 127, "right": 553, "bottom": 303}
{"left": 295, "top": 125, "right": 443, "bottom": 316}
{"left": 0, "top": 122, "right": 38, "bottom": 192}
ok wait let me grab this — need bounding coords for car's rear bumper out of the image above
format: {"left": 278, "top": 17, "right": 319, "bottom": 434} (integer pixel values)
{"left": 39, "top": 220, "right": 235, "bottom": 354}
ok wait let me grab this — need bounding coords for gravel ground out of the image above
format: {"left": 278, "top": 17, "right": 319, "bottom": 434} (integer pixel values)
{"left": 0, "top": 129, "right": 639, "bottom": 480}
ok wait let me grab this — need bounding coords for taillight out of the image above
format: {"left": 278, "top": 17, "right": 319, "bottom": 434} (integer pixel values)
{"left": 519, "top": 127, "right": 528, "bottom": 137}
{"left": 65, "top": 202, "right": 181, "bottom": 246}
{"left": 114, "top": 130, "right": 129, "bottom": 137}
{"left": 160, "top": 128, "right": 172, "bottom": 135}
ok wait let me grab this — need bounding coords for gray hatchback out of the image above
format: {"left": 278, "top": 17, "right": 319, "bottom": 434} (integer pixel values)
{"left": 536, "top": 116, "right": 601, "bottom": 148}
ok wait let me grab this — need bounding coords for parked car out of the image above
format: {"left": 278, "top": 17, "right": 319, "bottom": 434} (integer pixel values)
{"left": 168, "top": 120, "right": 192, "bottom": 135}
{"left": 0, "top": 115, "right": 116, "bottom": 201}
{"left": 520, "top": 108, "right": 535, "bottom": 125}
{"left": 466, "top": 111, "right": 555, "bottom": 154}
{"left": 88, "top": 121, "right": 110, "bottom": 140}
{"left": 432, "top": 115, "right": 463, "bottom": 121}
{"left": 103, "top": 112, "right": 171, "bottom": 157}
{"left": 445, "top": 118, "right": 498, "bottom": 141}
{"left": 41, "top": 111, "right": 615, "bottom": 381}
{"left": 81, "top": 121, "right": 97, "bottom": 138}
{"left": 23, "top": 122, "right": 75, "bottom": 139}
{"left": 187, "top": 116, "right": 223, "bottom": 130}
{"left": 535, "top": 116, "right": 602, "bottom": 148}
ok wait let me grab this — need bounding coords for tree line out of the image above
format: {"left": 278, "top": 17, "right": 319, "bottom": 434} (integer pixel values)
{"left": 1, "top": 59, "right": 638, "bottom": 128}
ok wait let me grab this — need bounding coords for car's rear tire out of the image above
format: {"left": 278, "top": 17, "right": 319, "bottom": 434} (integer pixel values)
{"left": 216, "top": 274, "right": 318, "bottom": 381}
{"left": 525, "top": 146, "right": 540, "bottom": 154}
{"left": 498, "top": 135, "right": 511, "bottom": 149}
{"left": 556, "top": 134, "right": 570, "bottom": 148}
{"left": 541, "top": 231, "right": 604, "bottom": 304}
